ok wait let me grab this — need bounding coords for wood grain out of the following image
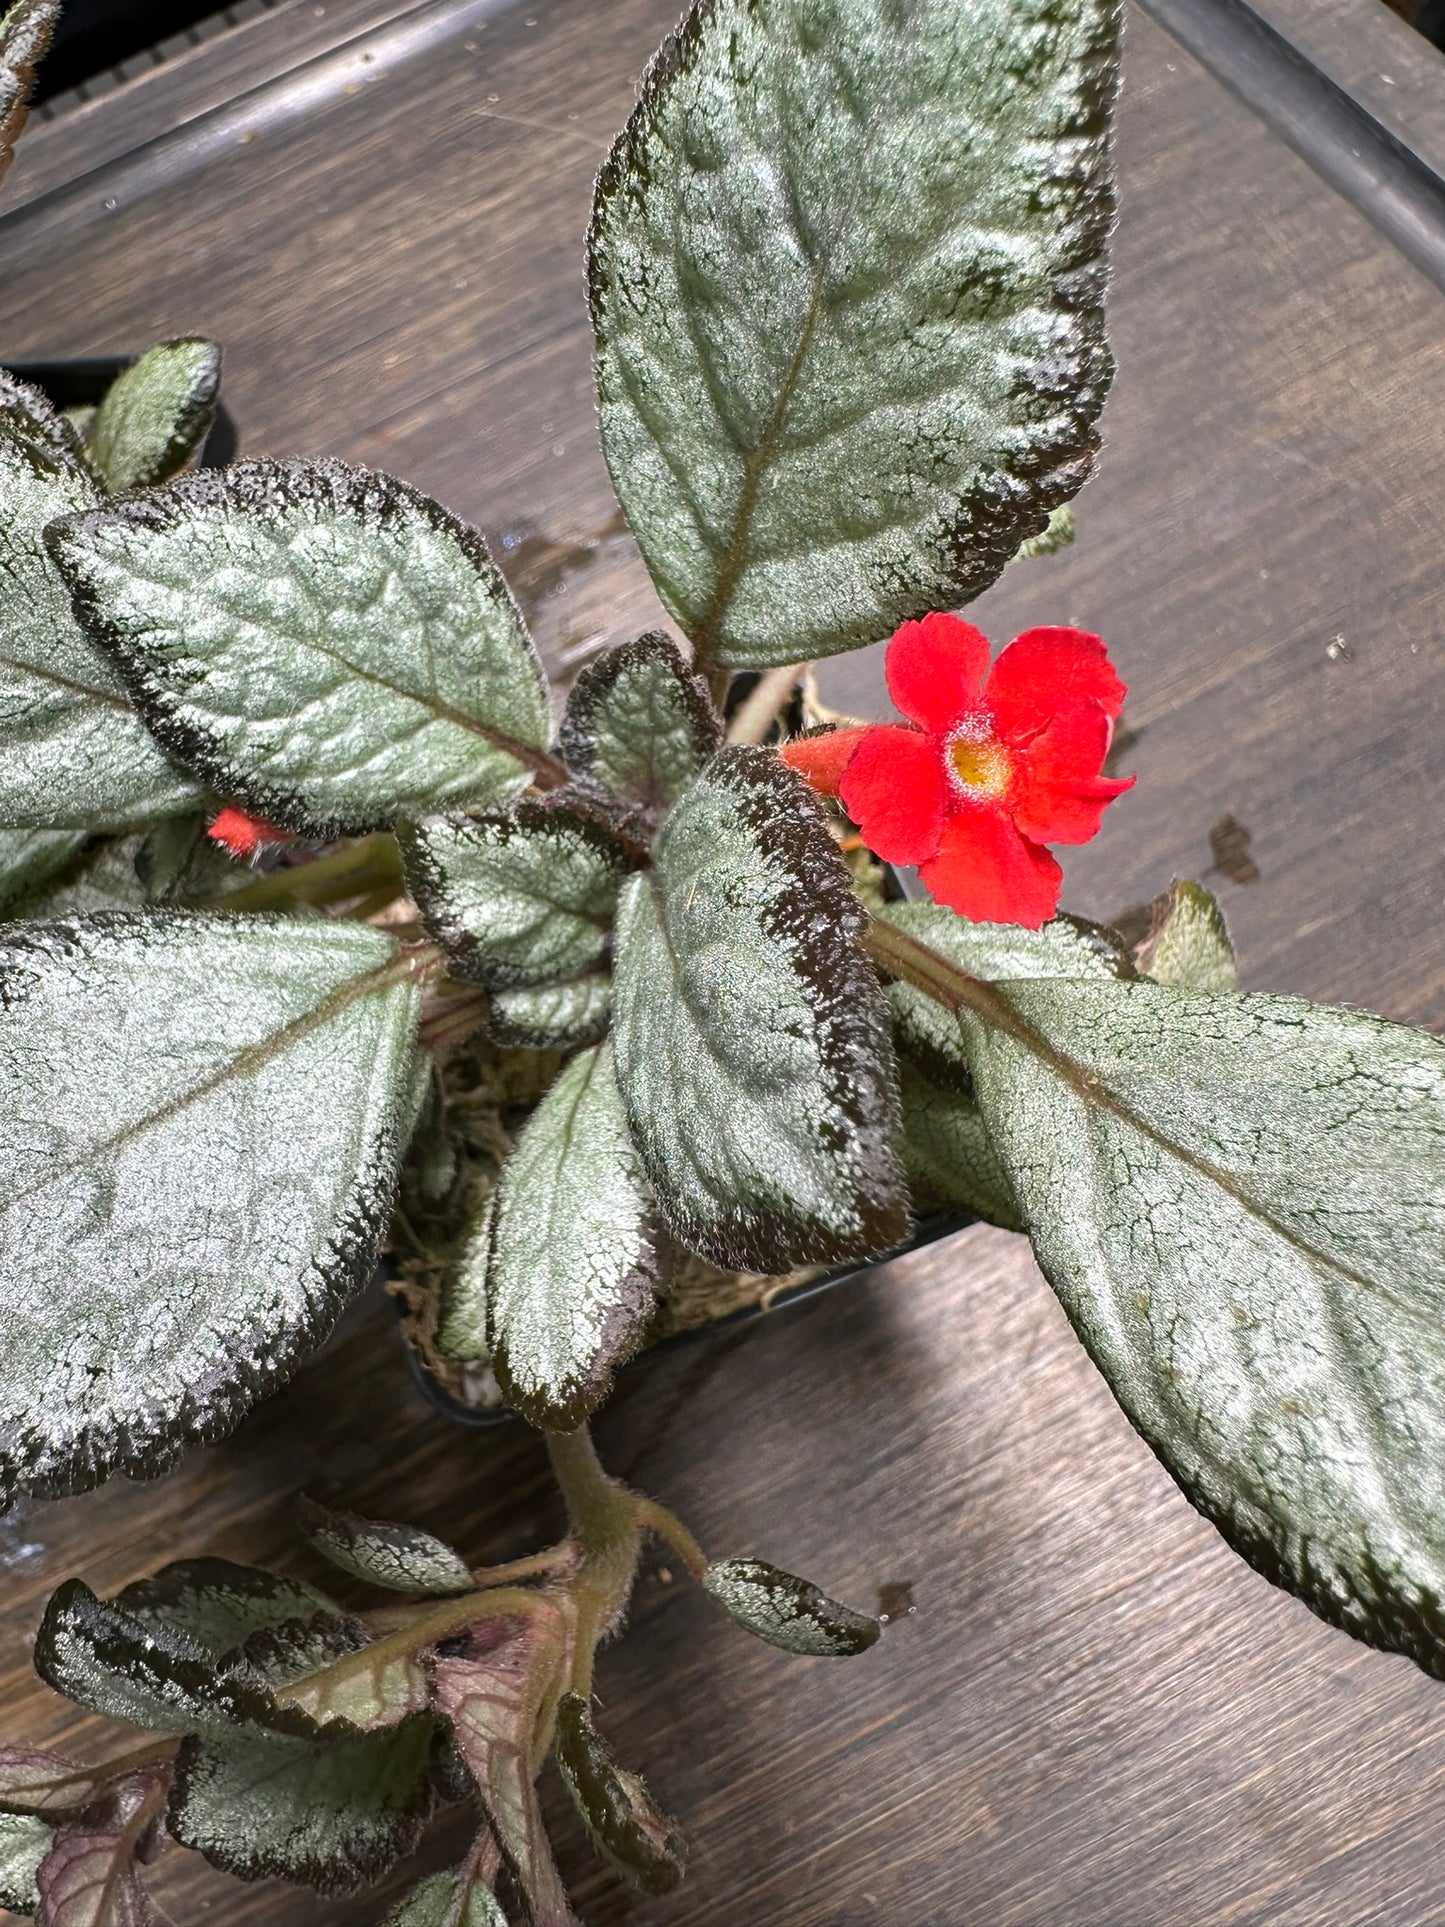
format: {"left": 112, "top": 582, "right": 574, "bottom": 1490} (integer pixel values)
{"left": 0, "top": 0, "right": 1442, "bottom": 1921}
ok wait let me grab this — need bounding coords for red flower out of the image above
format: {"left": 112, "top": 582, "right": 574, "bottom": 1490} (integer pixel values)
{"left": 781, "top": 613, "right": 1134, "bottom": 928}
{"left": 206, "top": 806, "right": 288, "bottom": 861}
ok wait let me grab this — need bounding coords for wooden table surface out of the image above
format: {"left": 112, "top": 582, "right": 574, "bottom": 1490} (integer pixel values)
{"left": 1, "top": 2, "right": 1443, "bottom": 1921}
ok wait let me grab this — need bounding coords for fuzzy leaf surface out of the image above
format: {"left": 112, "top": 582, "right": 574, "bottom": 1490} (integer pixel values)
{"left": 402, "top": 801, "right": 634, "bottom": 990}
{"left": 434, "top": 1618, "right": 578, "bottom": 1927}
{"left": 296, "top": 1494, "right": 474, "bottom": 1596}
{"left": 0, "top": 1810, "right": 50, "bottom": 1913}
{"left": 0, "top": 1752, "right": 112, "bottom": 1822}
{"left": 555, "top": 1694, "right": 684, "bottom": 1895}
{"left": 703, "top": 1557, "right": 881, "bottom": 1655}
{"left": 245, "top": 1615, "right": 429, "bottom": 1731}
{"left": 612, "top": 747, "right": 905, "bottom": 1271}
{"left": 111, "top": 1559, "right": 343, "bottom": 1663}
{"left": 960, "top": 977, "right": 1445, "bottom": 1677}
{"left": 0, "top": 913, "right": 420, "bottom": 1504}
{"left": 490, "top": 974, "right": 612, "bottom": 1051}
{"left": 1134, "top": 878, "right": 1236, "bottom": 991}
{"left": 895, "top": 1060, "right": 1020, "bottom": 1229}
{"left": 0, "top": 828, "right": 88, "bottom": 911}
{"left": 558, "top": 633, "right": 720, "bottom": 815}
{"left": 385, "top": 1862, "right": 508, "bottom": 1927}
{"left": 47, "top": 460, "right": 551, "bottom": 837}
{"left": 0, "top": 406, "right": 199, "bottom": 830}
{"left": 589, "top": 0, "right": 1120, "bottom": 666}
{"left": 487, "top": 1041, "right": 665, "bottom": 1429}
{"left": 88, "top": 340, "right": 221, "bottom": 495}
{"left": 0, "top": 0, "right": 58, "bottom": 189}
{"left": 34, "top": 1773, "right": 164, "bottom": 1927}
{"left": 167, "top": 1710, "right": 437, "bottom": 1895}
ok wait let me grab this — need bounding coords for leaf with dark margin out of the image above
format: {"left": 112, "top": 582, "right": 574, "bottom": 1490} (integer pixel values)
{"left": 0, "top": 406, "right": 199, "bottom": 830}
{"left": 47, "top": 460, "right": 552, "bottom": 837}
{"left": 956, "top": 976, "right": 1445, "bottom": 1679}
{"left": 88, "top": 340, "right": 222, "bottom": 496}
{"left": 876, "top": 899, "right": 1130, "bottom": 1092}
{"left": 400, "top": 801, "right": 636, "bottom": 991}
{"left": 34, "top": 1581, "right": 299, "bottom": 1739}
{"left": 167, "top": 1710, "right": 437, "bottom": 1896}
{"left": 558, "top": 633, "right": 719, "bottom": 816}
{"left": 112, "top": 1559, "right": 344, "bottom": 1663}
{"left": 0, "top": 371, "right": 86, "bottom": 464}
{"left": 242, "top": 1615, "right": 429, "bottom": 1731}
{"left": 487, "top": 1041, "right": 666, "bottom": 1430}
{"left": 490, "top": 974, "right": 612, "bottom": 1051}
{"left": 0, "top": 1810, "right": 51, "bottom": 1911}
{"left": 0, "top": 1751, "right": 115, "bottom": 1822}
{"left": 703, "top": 1557, "right": 880, "bottom": 1656}
{"left": 0, "top": 829, "right": 89, "bottom": 912}
{"left": 0, "top": 913, "right": 421, "bottom": 1506}
{"left": 895, "top": 1060, "right": 1021, "bottom": 1230}
{"left": 612, "top": 747, "right": 906, "bottom": 1271}
{"left": 554, "top": 1694, "right": 684, "bottom": 1895}
{"left": 0, "top": 0, "right": 58, "bottom": 190}
{"left": 384, "top": 1842, "right": 508, "bottom": 1927}
{"left": 35, "top": 1771, "right": 166, "bottom": 1927}
{"left": 1133, "top": 878, "right": 1236, "bottom": 991}
{"left": 588, "top": 0, "right": 1120, "bottom": 668}
{"left": 434, "top": 1616, "right": 578, "bottom": 1927}
{"left": 297, "top": 1494, "right": 474, "bottom": 1596}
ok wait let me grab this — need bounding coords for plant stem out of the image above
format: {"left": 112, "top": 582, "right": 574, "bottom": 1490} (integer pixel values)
{"left": 197, "top": 833, "right": 403, "bottom": 913}
{"left": 546, "top": 1425, "right": 644, "bottom": 1698}
{"left": 633, "top": 1497, "right": 708, "bottom": 1579}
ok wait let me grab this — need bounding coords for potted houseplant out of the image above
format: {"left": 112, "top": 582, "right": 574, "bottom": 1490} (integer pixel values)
{"left": 0, "top": 0, "right": 1441, "bottom": 1921}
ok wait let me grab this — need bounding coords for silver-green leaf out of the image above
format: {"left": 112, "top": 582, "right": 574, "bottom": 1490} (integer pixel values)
{"left": 895, "top": 1060, "right": 1020, "bottom": 1230}
{"left": 47, "top": 460, "right": 552, "bottom": 836}
{"left": 703, "top": 1556, "right": 881, "bottom": 1656}
{"left": 0, "top": 0, "right": 58, "bottom": 190}
{"left": 612, "top": 747, "right": 906, "bottom": 1271}
{"left": 0, "top": 1810, "right": 50, "bottom": 1914}
{"left": 589, "top": 0, "right": 1120, "bottom": 667}
{"left": 555, "top": 1693, "right": 684, "bottom": 1896}
{"left": 0, "top": 828, "right": 88, "bottom": 912}
{"left": 296, "top": 1494, "right": 475, "bottom": 1596}
{"left": 558, "top": 632, "right": 720, "bottom": 817}
{"left": 111, "top": 1559, "right": 344, "bottom": 1664}
{"left": 960, "top": 976, "right": 1445, "bottom": 1678}
{"left": 385, "top": 1865, "right": 509, "bottom": 1927}
{"left": 0, "top": 913, "right": 421, "bottom": 1504}
{"left": 1133, "top": 878, "right": 1237, "bottom": 991}
{"left": 88, "top": 338, "right": 222, "bottom": 495}
{"left": 490, "top": 974, "right": 612, "bottom": 1051}
{"left": 0, "top": 404, "right": 200, "bottom": 830}
{"left": 487, "top": 1041, "right": 666, "bottom": 1430}
{"left": 400, "top": 801, "right": 636, "bottom": 990}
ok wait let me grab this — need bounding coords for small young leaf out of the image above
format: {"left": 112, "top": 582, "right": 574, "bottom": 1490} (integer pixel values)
{"left": 434, "top": 1617, "right": 578, "bottom": 1927}
{"left": 47, "top": 460, "right": 553, "bottom": 837}
{"left": 0, "top": 1810, "right": 51, "bottom": 1913}
{"left": 0, "top": 913, "right": 421, "bottom": 1505}
{"left": 0, "top": 406, "right": 199, "bottom": 830}
{"left": 296, "top": 1494, "right": 474, "bottom": 1596}
{"left": 876, "top": 899, "right": 1130, "bottom": 1092}
{"left": 895, "top": 1060, "right": 1021, "bottom": 1231}
{"left": 489, "top": 975, "right": 612, "bottom": 1051}
{"left": 0, "top": 828, "right": 89, "bottom": 912}
{"left": 703, "top": 1557, "right": 881, "bottom": 1656}
{"left": 112, "top": 1559, "right": 344, "bottom": 1663}
{"left": 35, "top": 1772, "right": 165, "bottom": 1927}
{"left": 612, "top": 747, "right": 906, "bottom": 1271}
{"left": 401, "top": 800, "right": 636, "bottom": 991}
{"left": 168, "top": 1710, "right": 437, "bottom": 1896}
{"left": 558, "top": 633, "right": 720, "bottom": 816}
{"left": 487, "top": 1040, "right": 666, "bottom": 1430}
{"left": 1012, "top": 504, "right": 1076, "bottom": 561}
{"left": 132, "top": 812, "right": 207, "bottom": 901}
{"left": 959, "top": 977, "right": 1445, "bottom": 1679}
{"left": 1133, "top": 879, "right": 1237, "bottom": 991}
{"left": 384, "top": 1857, "right": 508, "bottom": 1927}
{"left": 0, "top": 0, "right": 59, "bottom": 190}
{"left": 88, "top": 339, "right": 222, "bottom": 496}
{"left": 34, "top": 1581, "right": 287, "bottom": 1738}
{"left": 554, "top": 1693, "right": 684, "bottom": 1896}
{"left": 589, "top": 0, "right": 1120, "bottom": 667}
{"left": 436, "top": 1198, "right": 494, "bottom": 1365}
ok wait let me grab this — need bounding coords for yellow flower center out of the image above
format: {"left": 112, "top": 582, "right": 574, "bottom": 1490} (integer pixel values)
{"left": 947, "top": 721, "right": 1011, "bottom": 800}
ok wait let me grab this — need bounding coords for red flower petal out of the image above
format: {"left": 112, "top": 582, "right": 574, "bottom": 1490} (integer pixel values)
{"left": 986, "top": 626, "right": 1127, "bottom": 740}
{"left": 779, "top": 727, "right": 872, "bottom": 799}
{"left": 1009, "top": 701, "right": 1136, "bottom": 845}
{"left": 838, "top": 725, "right": 947, "bottom": 864}
{"left": 207, "top": 806, "right": 286, "bottom": 860}
{"left": 885, "top": 612, "right": 990, "bottom": 733}
{"left": 916, "top": 807, "right": 1062, "bottom": 928}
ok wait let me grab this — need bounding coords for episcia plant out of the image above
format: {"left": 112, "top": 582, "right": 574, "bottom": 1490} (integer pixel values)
{"left": 0, "top": 0, "right": 1441, "bottom": 1920}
